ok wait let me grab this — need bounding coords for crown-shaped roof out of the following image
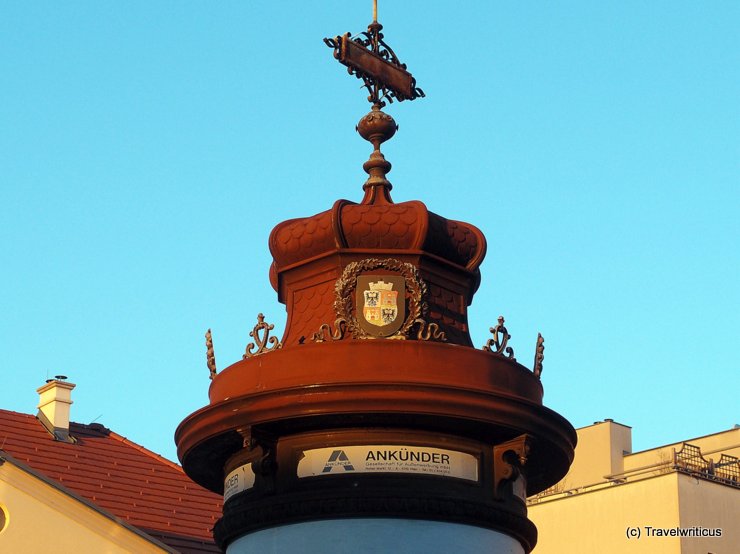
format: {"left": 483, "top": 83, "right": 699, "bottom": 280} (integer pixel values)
{"left": 269, "top": 198, "right": 486, "bottom": 279}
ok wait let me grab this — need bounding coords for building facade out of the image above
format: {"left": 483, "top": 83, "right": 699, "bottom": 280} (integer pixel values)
{"left": 528, "top": 420, "right": 740, "bottom": 553}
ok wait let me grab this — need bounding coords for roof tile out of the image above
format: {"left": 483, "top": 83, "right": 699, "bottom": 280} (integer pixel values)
{"left": 0, "top": 409, "right": 222, "bottom": 552}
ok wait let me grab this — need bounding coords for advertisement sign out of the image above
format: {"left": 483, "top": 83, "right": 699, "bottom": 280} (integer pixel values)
{"left": 223, "top": 463, "right": 256, "bottom": 502}
{"left": 297, "top": 445, "right": 478, "bottom": 481}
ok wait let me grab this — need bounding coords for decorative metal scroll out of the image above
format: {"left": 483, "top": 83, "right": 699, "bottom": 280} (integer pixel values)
{"left": 243, "top": 313, "right": 282, "bottom": 358}
{"left": 334, "top": 258, "right": 436, "bottom": 341}
{"left": 312, "top": 318, "right": 347, "bottom": 343}
{"left": 533, "top": 333, "right": 545, "bottom": 378}
{"left": 483, "top": 316, "right": 516, "bottom": 361}
{"left": 413, "top": 319, "right": 447, "bottom": 342}
{"left": 205, "top": 328, "right": 217, "bottom": 380}
{"left": 324, "top": 15, "right": 424, "bottom": 107}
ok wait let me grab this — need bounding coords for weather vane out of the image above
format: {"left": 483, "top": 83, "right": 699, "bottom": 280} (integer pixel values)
{"left": 324, "top": 1, "right": 424, "bottom": 204}
{"left": 324, "top": 1, "right": 424, "bottom": 107}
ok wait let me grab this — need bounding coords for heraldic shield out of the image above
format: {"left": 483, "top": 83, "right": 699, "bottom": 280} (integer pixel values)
{"left": 356, "top": 275, "right": 406, "bottom": 337}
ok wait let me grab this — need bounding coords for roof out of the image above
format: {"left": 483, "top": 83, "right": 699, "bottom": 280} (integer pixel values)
{"left": 0, "top": 409, "right": 222, "bottom": 553}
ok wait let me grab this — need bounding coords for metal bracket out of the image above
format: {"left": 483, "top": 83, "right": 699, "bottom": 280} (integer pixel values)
{"left": 493, "top": 434, "right": 532, "bottom": 500}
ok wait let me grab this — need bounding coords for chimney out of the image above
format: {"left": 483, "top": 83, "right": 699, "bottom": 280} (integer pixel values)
{"left": 37, "top": 375, "right": 76, "bottom": 443}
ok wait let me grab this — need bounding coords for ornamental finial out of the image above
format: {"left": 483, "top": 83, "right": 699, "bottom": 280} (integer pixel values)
{"left": 205, "top": 328, "right": 217, "bottom": 380}
{"left": 324, "top": 2, "right": 424, "bottom": 204}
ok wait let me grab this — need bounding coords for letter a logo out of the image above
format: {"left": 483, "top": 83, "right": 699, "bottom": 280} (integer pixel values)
{"left": 322, "top": 450, "right": 355, "bottom": 473}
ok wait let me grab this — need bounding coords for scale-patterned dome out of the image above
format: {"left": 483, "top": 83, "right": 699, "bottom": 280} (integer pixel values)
{"left": 268, "top": 194, "right": 487, "bottom": 346}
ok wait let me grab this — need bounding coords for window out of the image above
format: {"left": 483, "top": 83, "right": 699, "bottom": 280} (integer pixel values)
{"left": 0, "top": 504, "right": 7, "bottom": 533}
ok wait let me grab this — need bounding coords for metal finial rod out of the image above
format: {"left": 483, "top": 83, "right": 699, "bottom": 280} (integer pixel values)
{"left": 533, "top": 333, "right": 544, "bottom": 378}
{"left": 373, "top": 0, "right": 378, "bottom": 23}
{"left": 206, "top": 329, "right": 217, "bottom": 380}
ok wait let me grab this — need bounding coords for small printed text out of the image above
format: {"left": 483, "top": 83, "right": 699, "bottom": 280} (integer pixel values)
{"left": 625, "top": 526, "right": 722, "bottom": 539}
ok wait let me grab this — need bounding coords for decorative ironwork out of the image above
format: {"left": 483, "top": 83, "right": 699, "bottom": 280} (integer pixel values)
{"left": 334, "top": 258, "right": 430, "bottom": 340}
{"left": 674, "top": 443, "right": 710, "bottom": 474}
{"left": 324, "top": 4, "right": 424, "bottom": 108}
{"left": 413, "top": 319, "right": 447, "bottom": 342}
{"left": 243, "top": 313, "right": 282, "bottom": 358}
{"left": 483, "top": 316, "right": 516, "bottom": 361}
{"left": 205, "top": 328, "right": 217, "bottom": 380}
{"left": 533, "top": 333, "right": 544, "bottom": 378}
{"left": 716, "top": 454, "right": 740, "bottom": 483}
{"left": 672, "top": 443, "right": 740, "bottom": 488}
{"left": 312, "top": 318, "right": 348, "bottom": 343}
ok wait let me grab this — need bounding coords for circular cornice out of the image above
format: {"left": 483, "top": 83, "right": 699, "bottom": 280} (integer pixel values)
{"left": 176, "top": 342, "right": 574, "bottom": 494}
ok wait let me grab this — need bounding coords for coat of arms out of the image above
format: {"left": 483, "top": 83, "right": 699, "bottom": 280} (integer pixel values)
{"left": 356, "top": 275, "right": 405, "bottom": 337}
{"left": 363, "top": 280, "right": 398, "bottom": 326}
{"left": 329, "top": 258, "right": 443, "bottom": 342}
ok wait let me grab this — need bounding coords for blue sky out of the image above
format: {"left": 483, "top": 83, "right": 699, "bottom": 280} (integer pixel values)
{"left": 2, "top": 2, "right": 737, "bottom": 463}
